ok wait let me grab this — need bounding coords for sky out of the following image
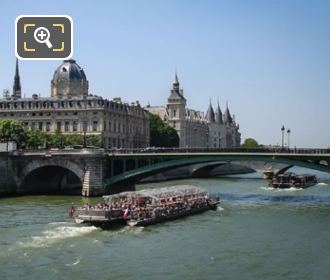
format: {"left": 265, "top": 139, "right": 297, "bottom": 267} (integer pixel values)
{"left": 0, "top": 0, "right": 329, "bottom": 148}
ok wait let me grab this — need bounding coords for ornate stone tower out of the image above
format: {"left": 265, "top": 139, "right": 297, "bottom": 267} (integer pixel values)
{"left": 167, "top": 73, "right": 186, "bottom": 147}
{"left": 12, "top": 58, "right": 21, "bottom": 99}
{"left": 51, "top": 59, "right": 89, "bottom": 98}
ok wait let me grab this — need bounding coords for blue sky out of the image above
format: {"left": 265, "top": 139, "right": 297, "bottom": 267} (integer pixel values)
{"left": 0, "top": 0, "right": 329, "bottom": 147}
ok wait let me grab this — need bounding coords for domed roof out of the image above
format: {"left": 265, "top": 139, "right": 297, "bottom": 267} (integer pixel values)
{"left": 53, "top": 59, "right": 87, "bottom": 81}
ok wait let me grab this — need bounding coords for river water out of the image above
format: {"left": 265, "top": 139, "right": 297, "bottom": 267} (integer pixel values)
{"left": 1, "top": 167, "right": 330, "bottom": 280}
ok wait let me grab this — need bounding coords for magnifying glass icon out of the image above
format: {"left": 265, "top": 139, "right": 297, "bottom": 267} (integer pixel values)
{"left": 34, "top": 27, "right": 53, "bottom": 48}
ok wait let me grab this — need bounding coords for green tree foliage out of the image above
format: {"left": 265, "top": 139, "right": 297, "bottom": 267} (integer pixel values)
{"left": 0, "top": 119, "right": 102, "bottom": 150}
{"left": 0, "top": 119, "right": 26, "bottom": 150}
{"left": 86, "top": 135, "right": 102, "bottom": 147}
{"left": 25, "top": 129, "right": 47, "bottom": 149}
{"left": 242, "top": 138, "right": 259, "bottom": 148}
{"left": 149, "top": 113, "right": 179, "bottom": 147}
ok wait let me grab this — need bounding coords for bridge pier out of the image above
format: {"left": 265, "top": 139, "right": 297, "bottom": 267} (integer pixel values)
{"left": 82, "top": 159, "right": 105, "bottom": 197}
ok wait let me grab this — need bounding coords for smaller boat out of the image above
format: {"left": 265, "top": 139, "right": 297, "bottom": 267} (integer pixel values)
{"left": 269, "top": 173, "right": 317, "bottom": 189}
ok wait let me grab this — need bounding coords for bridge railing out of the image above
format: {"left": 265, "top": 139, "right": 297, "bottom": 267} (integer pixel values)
{"left": 10, "top": 148, "right": 105, "bottom": 156}
{"left": 4, "top": 147, "right": 330, "bottom": 156}
{"left": 107, "top": 147, "right": 330, "bottom": 155}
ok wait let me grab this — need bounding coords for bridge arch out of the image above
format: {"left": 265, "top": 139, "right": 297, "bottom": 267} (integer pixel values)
{"left": 105, "top": 154, "right": 330, "bottom": 188}
{"left": 19, "top": 160, "right": 85, "bottom": 194}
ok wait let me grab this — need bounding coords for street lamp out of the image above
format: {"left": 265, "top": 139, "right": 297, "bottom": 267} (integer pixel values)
{"left": 281, "top": 125, "right": 285, "bottom": 149}
{"left": 287, "top": 128, "right": 291, "bottom": 148}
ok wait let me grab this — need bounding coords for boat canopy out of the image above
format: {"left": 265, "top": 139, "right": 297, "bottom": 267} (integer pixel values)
{"left": 103, "top": 185, "right": 207, "bottom": 203}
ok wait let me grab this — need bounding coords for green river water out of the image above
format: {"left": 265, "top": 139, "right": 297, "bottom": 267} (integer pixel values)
{"left": 1, "top": 168, "right": 330, "bottom": 280}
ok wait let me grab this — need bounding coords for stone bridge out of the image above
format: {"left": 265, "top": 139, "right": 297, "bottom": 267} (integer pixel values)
{"left": 0, "top": 148, "right": 329, "bottom": 197}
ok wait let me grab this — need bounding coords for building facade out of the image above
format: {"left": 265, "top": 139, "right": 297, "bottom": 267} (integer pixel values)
{"left": 145, "top": 74, "right": 240, "bottom": 148}
{"left": 0, "top": 59, "right": 150, "bottom": 149}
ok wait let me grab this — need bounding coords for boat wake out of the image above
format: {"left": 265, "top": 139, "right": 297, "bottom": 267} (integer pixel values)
{"left": 66, "top": 257, "right": 81, "bottom": 267}
{"left": 317, "top": 182, "right": 328, "bottom": 186}
{"left": 260, "top": 186, "right": 303, "bottom": 192}
{"left": 17, "top": 225, "right": 98, "bottom": 248}
{"left": 219, "top": 193, "right": 330, "bottom": 204}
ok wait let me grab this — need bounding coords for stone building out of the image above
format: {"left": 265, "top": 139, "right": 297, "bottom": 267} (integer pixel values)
{"left": 145, "top": 74, "right": 240, "bottom": 148}
{"left": 0, "top": 59, "right": 150, "bottom": 149}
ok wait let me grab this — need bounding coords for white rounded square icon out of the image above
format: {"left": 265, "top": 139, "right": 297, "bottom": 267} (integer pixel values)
{"left": 16, "top": 15, "right": 73, "bottom": 60}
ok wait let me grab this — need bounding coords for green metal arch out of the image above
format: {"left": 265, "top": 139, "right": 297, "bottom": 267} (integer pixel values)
{"left": 105, "top": 154, "right": 330, "bottom": 187}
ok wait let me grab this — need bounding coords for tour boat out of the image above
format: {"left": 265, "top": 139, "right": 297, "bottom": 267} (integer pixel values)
{"left": 70, "top": 185, "right": 219, "bottom": 227}
{"left": 269, "top": 173, "right": 317, "bottom": 189}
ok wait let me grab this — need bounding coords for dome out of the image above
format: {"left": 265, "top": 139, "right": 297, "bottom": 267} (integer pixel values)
{"left": 53, "top": 59, "right": 87, "bottom": 81}
{"left": 51, "top": 59, "right": 89, "bottom": 98}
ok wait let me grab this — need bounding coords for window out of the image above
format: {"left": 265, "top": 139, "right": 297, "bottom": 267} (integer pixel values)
{"left": 73, "top": 121, "right": 78, "bottom": 132}
{"left": 57, "top": 122, "right": 61, "bottom": 132}
{"left": 93, "top": 121, "right": 98, "bottom": 132}
{"left": 39, "top": 122, "right": 43, "bottom": 131}
{"left": 65, "top": 121, "right": 69, "bottom": 132}
{"left": 46, "top": 122, "right": 51, "bottom": 132}
{"left": 173, "top": 109, "right": 176, "bottom": 117}
{"left": 103, "top": 121, "right": 106, "bottom": 131}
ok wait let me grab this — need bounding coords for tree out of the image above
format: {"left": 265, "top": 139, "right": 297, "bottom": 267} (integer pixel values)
{"left": 149, "top": 113, "right": 179, "bottom": 147}
{"left": 86, "top": 135, "right": 101, "bottom": 147}
{"left": 242, "top": 138, "right": 259, "bottom": 148}
{"left": 0, "top": 119, "right": 26, "bottom": 150}
{"left": 25, "top": 129, "right": 47, "bottom": 149}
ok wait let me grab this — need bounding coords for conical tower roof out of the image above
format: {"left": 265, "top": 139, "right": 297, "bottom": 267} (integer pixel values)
{"left": 173, "top": 72, "right": 179, "bottom": 85}
{"left": 215, "top": 98, "right": 223, "bottom": 124}
{"left": 223, "top": 101, "right": 233, "bottom": 124}
{"left": 205, "top": 99, "right": 215, "bottom": 123}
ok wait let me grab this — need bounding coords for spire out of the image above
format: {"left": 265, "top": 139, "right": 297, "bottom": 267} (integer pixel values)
{"left": 173, "top": 71, "right": 179, "bottom": 85}
{"left": 168, "top": 71, "right": 185, "bottom": 102}
{"left": 223, "top": 100, "right": 233, "bottom": 124}
{"left": 13, "top": 58, "right": 21, "bottom": 99}
{"left": 215, "top": 98, "right": 223, "bottom": 124}
{"left": 205, "top": 98, "right": 215, "bottom": 123}
{"left": 172, "top": 71, "right": 180, "bottom": 92}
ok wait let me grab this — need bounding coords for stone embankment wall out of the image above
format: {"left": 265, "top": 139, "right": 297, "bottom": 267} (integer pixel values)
{"left": 0, "top": 155, "right": 18, "bottom": 195}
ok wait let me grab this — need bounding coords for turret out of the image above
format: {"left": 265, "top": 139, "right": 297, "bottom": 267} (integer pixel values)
{"left": 205, "top": 98, "right": 215, "bottom": 123}
{"left": 215, "top": 98, "right": 223, "bottom": 124}
{"left": 223, "top": 101, "right": 233, "bottom": 124}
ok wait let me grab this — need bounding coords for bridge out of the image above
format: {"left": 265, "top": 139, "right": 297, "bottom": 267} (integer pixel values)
{"left": 0, "top": 147, "right": 329, "bottom": 197}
